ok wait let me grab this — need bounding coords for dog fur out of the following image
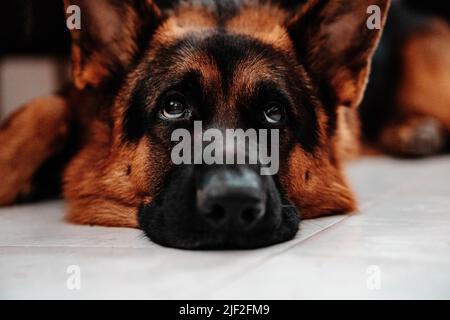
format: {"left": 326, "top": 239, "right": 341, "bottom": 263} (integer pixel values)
{"left": 0, "top": 0, "right": 449, "bottom": 248}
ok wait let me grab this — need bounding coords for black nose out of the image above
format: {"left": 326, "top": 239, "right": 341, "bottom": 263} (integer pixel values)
{"left": 196, "top": 167, "right": 266, "bottom": 230}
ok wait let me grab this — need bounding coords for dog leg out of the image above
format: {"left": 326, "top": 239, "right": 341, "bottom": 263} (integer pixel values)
{"left": 380, "top": 20, "right": 450, "bottom": 157}
{"left": 0, "top": 95, "right": 71, "bottom": 205}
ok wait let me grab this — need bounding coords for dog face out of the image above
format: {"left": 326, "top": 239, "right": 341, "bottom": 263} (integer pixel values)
{"left": 63, "top": 0, "right": 390, "bottom": 249}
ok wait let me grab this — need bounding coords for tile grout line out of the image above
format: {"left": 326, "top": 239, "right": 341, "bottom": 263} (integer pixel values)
{"left": 204, "top": 216, "right": 349, "bottom": 298}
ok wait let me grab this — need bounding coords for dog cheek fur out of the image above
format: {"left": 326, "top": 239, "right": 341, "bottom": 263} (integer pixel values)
{"left": 63, "top": 121, "right": 165, "bottom": 228}
{"left": 280, "top": 144, "right": 356, "bottom": 219}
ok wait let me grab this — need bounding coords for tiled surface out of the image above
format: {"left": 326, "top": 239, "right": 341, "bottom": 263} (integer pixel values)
{"left": 0, "top": 156, "right": 449, "bottom": 299}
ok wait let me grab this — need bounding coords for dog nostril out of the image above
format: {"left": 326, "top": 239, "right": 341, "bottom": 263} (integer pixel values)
{"left": 240, "top": 206, "right": 264, "bottom": 226}
{"left": 199, "top": 194, "right": 266, "bottom": 230}
{"left": 204, "top": 205, "right": 227, "bottom": 225}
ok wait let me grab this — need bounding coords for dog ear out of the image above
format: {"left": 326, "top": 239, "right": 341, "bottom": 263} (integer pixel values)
{"left": 64, "top": 0, "right": 162, "bottom": 89}
{"left": 288, "top": 0, "right": 390, "bottom": 109}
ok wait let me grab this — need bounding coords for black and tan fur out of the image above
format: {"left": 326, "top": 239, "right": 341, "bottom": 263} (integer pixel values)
{"left": 0, "top": 0, "right": 449, "bottom": 249}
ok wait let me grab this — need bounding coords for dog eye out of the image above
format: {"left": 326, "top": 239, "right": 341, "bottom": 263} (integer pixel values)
{"left": 263, "top": 104, "right": 284, "bottom": 124}
{"left": 161, "top": 94, "right": 190, "bottom": 120}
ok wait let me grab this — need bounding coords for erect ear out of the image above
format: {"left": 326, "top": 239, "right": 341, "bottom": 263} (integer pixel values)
{"left": 64, "top": 0, "right": 162, "bottom": 89}
{"left": 287, "top": 0, "right": 391, "bottom": 109}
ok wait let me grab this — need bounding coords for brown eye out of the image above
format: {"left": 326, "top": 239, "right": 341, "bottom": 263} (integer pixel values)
{"left": 161, "top": 94, "right": 189, "bottom": 120}
{"left": 263, "top": 104, "right": 284, "bottom": 124}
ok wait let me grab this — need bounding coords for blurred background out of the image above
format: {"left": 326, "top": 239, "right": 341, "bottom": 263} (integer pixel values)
{"left": 0, "top": 0, "right": 449, "bottom": 119}
{"left": 0, "top": 0, "right": 70, "bottom": 118}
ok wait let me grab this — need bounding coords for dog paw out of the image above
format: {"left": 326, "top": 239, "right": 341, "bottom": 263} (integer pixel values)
{"left": 400, "top": 118, "right": 447, "bottom": 156}
{"left": 380, "top": 117, "right": 447, "bottom": 157}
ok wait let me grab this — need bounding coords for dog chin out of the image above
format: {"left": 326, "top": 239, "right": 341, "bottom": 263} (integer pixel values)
{"left": 138, "top": 204, "right": 300, "bottom": 250}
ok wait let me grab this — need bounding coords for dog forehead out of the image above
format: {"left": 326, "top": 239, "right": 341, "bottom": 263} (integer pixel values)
{"left": 147, "top": 0, "right": 295, "bottom": 88}
{"left": 154, "top": 0, "right": 292, "bottom": 49}
{"left": 150, "top": 31, "right": 290, "bottom": 99}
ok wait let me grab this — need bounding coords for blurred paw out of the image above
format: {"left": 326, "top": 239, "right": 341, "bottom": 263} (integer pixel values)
{"left": 380, "top": 117, "right": 447, "bottom": 157}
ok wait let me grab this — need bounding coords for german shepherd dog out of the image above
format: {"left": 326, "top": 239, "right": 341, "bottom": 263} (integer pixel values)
{"left": 0, "top": 0, "right": 449, "bottom": 249}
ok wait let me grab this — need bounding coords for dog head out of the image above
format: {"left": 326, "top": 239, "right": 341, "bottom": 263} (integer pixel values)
{"left": 63, "top": 0, "right": 390, "bottom": 249}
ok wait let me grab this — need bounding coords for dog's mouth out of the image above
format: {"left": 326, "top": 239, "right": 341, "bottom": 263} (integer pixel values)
{"left": 138, "top": 165, "right": 300, "bottom": 250}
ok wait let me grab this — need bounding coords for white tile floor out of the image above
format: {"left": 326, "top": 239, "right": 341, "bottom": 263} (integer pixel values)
{"left": 0, "top": 156, "right": 449, "bottom": 299}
